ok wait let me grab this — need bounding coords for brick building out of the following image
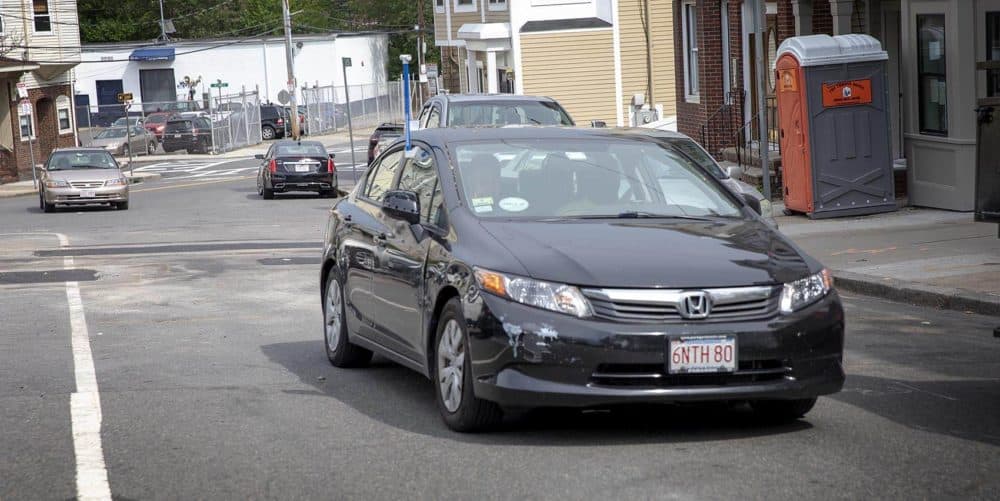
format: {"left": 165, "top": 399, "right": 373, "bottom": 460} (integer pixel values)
{"left": 674, "top": 0, "right": 999, "bottom": 211}
{"left": 0, "top": 0, "right": 82, "bottom": 184}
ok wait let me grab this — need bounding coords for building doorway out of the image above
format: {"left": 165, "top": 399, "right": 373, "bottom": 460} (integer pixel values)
{"left": 881, "top": 1, "right": 904, "bottom": 162}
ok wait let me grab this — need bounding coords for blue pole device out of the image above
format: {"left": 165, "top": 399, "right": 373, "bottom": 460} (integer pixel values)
{"left": 401, "top": 54, "right": 412, "bottom": 152}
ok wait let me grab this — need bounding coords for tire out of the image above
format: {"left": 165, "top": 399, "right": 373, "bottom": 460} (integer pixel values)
{"left": 147, "top": 141, "right": 156, "bottom": 155}
{"left": 262, "top": 187, "right": 274, "bottom": 200}
{"left": 319, "top": 189, "right": 336, "bottom": 198}
{"left": 122, "top": 144, "right": 130, "bottom": 157}
{"left": 323, "top": 273, "right": 372, "bottom": 367}
{"left": 750, "top": 397, "right": 817, "bottom": 423}
{"left": 41, "top": 191, "right": 55, "bottom": 213}
{"left": 116, "top": 201, "right": 129, "bottom": 210}
{"left": 38, "top": 191, "right": 44, "bottom": 211}
{"left": 434, "top": 299, "right": 503, "bottom": 432}
{"left": 262, "top": 125, "right": 275, "bottom": 140}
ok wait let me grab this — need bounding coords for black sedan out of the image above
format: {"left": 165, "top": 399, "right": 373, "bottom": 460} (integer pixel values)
{"left": 319, "top": 127, "right": 844, "bottom": 432}
{"left": 256, "top": 140, "right": 337, "bottom": 199}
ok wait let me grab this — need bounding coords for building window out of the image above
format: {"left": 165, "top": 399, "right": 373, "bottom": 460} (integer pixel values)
{"left": 19, "top": 112, "right": 34, "bottom": 141}
{"left": 33, "top": 0, "right": 51, "bottom": 32}
{"left": 987, "top": 12, "right": 1000, "bottom": 98}
{"left": 488, "top": 0, "right": 507, "bottom": 11}
{"left": 917, "top": 14, "right": 947, "bottom": 135}
{"left": 455, "top": 0, "right": 476, "bottom": 13}
{"left": 57, "top": 95, "right": 73, "bottom": 134}
{"left": 435, "top": 0, "right": 445, "bottom": 13}
{"left": 682, "top": 2, "right": 700, "bottom": 102}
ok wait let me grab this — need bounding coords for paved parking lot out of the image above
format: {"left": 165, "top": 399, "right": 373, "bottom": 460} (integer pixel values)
{"left": 1, "top": 169, "right": 998, "bottom": 499}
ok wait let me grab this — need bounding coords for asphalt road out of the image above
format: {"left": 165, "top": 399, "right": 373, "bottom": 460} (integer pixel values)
{"left": 1, "top": 165, "right": 998, "bottom": 500}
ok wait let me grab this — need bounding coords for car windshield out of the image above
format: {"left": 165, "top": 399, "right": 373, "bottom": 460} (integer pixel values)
{"left": 276, "top": 143, "right": 327, "bottom": 156}
{"left": 95, "top": 128, "right": 128, "bottom": 139}
{"left": 48, "top": 151, "right": 117, "bottom": 170}
{"left": 451, "top": 138, "right": 742, "bottom": 219}
{"left": 673, "top": 139, "right": 726, "bottom": 179}
{"left": 447, "top": 101, "right": 574, "bottom": 127}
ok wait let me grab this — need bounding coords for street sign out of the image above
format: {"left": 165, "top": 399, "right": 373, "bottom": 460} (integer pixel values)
{"left": 277, "top": 89, "right": 290, "bottom": 105}
{"left": 342, "top": 57, "right": 352, "bottom": 68}
{"left": 16, "top": 82, "right": 27, "bottom": 99}
{"left": 210, "top": 82, "right": 229, "bottom": 88}
{"left": 117, "top": 92, "right": 133, "bottom": 103}
{"left": 19, "top": 99, "right": 31, "bottom": 116}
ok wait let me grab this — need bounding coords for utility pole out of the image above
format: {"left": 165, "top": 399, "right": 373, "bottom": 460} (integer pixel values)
{"left": 158, "top": 0, "right": 168, "bottom": 41}
{"left": 282, "top": 0, "right": 301, "bottom": 139}
{"left": 417, "top": 0, "right": 425, "bottom": 101}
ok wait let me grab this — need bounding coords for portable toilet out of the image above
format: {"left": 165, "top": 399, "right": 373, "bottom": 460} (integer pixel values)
{"left": 775, "top": 34, "right": 896, "bottom": 218}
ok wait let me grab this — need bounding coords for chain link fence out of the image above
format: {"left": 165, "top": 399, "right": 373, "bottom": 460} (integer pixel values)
{"left": 74, "top": 89, "right": 263, "bottom": 157}
{"left": 300, "top": 80, "right": 418, "bottom": 136}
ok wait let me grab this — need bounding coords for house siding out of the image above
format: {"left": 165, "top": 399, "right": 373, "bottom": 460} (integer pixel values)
{"left": 617, "top": 0, "right": 676, "bottom": 120}
{"left": 520, "top": 29, "right": 618, "bottom": 124}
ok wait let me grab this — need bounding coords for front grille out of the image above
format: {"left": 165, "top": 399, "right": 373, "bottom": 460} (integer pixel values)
{"left": 69, "top": 181, "right": 105, "bottom": 189}
{"left": 582, "top": 285, "right": 779, "bottom": 323}
{"left": 591, "top": 360, "right": 788, "bottom": 388}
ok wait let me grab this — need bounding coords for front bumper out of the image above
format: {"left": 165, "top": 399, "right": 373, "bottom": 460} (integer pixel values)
{"left": 270, "top": 173, "right": 336, "bottom": 192}
{"left": 466, "top": 291, "right": 845, "bottom": 408}
{"left": 44, "top": 185, "right": 129, "bottom": 205}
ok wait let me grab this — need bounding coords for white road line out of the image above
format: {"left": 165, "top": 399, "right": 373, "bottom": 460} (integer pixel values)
{"left": 58, "top": 233, "right": 112, "bottom": 501}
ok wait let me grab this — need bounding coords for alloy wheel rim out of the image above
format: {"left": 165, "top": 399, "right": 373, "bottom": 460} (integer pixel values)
{"left": 325, "top": 280, "right": 342, "bottom": 353}
{"left": 437, "top": 319, "right": 465, "bottom": 413}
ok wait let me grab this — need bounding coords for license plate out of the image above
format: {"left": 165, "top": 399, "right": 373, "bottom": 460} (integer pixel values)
{"left": 668, "top": 335, "right": 737, "bottom": 374}
{"left": 173, "top": 133, "right": 181, "bottom": 138}
{"left": 294, "top": 164, "right": 311, "bottom": 172}
{"left": 79, "top": 189, "right": 96, "bottom": 198}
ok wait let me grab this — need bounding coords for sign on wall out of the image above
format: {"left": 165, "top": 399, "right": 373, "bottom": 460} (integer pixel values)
{"left": 822, "top": 79, "right": 873, "bottom": 108}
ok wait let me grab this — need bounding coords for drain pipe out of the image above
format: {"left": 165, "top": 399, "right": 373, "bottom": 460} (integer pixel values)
{"left": 644, "top": 0, "right": 654, "bottom": 107}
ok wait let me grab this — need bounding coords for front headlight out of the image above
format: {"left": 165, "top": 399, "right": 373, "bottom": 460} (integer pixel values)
{"left": 105, "top": 177, "right": 127, "bottom": 186}
{"left": 474, "top": 267, "right": 593, "bottom": 318}
{"left": 44, "top": 179, "right": 68, "bottom": 188}
{"left": 780, "top": 269, "right": 834, "bottom": 313}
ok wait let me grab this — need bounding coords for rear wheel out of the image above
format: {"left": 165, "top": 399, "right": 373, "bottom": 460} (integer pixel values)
{"left": 262, "top": 187, "right": 274, "bottom": 199}
{"left": 122, "top": 144, "right": 130, "bottom": 157}
{"left": 146, "top": 141, "right": 156, "bottom": 155}
{"left": 750, "top": 397, "right": 817, "bottom": 422}
{"left": 319, "top": 189, "right": 336, "bottom": 198}
{"left": 323, "top": 274, "right": 372, "bottom": 367}
{"left": 434, "top": 299, "right": 503, "bottom": 432}
{"left": 262, "top": 125, "right": 275, "bottom": 140}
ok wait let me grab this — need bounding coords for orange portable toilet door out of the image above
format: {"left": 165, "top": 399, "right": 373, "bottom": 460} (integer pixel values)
{"left": 775, "top": 54, "right": 813, "bottom": 213}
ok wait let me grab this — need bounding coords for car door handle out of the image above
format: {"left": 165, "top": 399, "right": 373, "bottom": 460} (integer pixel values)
{"left": 374, "top": 232, "right": 392, "bottom": 246}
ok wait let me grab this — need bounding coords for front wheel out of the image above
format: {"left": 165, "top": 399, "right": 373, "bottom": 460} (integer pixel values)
{"left": 750, "top": 397, "right": 817, "bottom": 422}
{"left": 262, "top": 125, "right": 275, "bottom": 140}
{"left": 115, "top": 201, "right": 129, "bottom": 210}
{"left": 122, "top": 144, "right": 130, "bottom": 157}
{"left": 147, "top": 141, "right": 156, "bottom": 155}
{"left": 434, "top": 299, "right": 503, "bottom": 432}
{"left": 323, "top": 274, "right": 372, "bottom": 367}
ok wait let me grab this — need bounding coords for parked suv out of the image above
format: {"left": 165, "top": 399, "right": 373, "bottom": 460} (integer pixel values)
{"left": 162, "top": 117, "right": 213, "bottom": 154}
{"left": 260, "top": 104, "right": 288, "bottom": 140}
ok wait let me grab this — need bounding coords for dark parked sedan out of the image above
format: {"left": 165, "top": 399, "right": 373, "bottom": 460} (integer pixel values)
{"left": 256, "top": 140, "right": 336, "bottom": 198}
{"left": 320, "top": 127, "right": 844, "bottom": 432}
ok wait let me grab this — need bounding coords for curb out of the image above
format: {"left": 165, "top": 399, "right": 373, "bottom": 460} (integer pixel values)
{"left": 833, "top": 270, "right": 1000, "bottom": 317}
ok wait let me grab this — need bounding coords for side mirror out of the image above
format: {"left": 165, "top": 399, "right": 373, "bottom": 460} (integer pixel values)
{"left": 382, "top": 189, "right": 421, "bottom": 225}
{"left": 254, "top": 154, "right": 264, "bottom": 160}
{"left": 328, "top": 153, "right": 336, "bottom": 159}
{"left": 743, "top": 192, "right": 762, "bottom": 215}
{"left": 725, "top": 165, "right": 744, "bottom": 179}
{"left": 590, "top": 120, "right": 607, "bottom": 128}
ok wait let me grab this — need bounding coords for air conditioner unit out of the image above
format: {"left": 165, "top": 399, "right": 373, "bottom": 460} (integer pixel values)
{"left": 633, "top": 108, "right": 657, "bottom": 126}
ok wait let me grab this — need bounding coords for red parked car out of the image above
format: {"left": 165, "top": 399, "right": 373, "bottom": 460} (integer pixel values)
{"left": 144, "top": 112, "right": 180, "bottom": 140}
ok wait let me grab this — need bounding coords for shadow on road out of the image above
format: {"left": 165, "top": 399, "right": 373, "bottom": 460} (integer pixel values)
{"left": 261, "top": 340, "right": 813, "bottom": 444}
{"left": 833, "top": 374, "right": 1000, "bottom": 447}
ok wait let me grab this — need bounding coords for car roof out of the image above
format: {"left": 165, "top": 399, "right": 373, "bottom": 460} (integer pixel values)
{"left": 435, "top": 93, "right": 559, "bottom": 104}
{"left": 409, "top": 126, "right": 694, "bottom": 144}
{"left": 51, "top": 147, "right": 114, "bottom": 154}
{"left": 272, "top": 140, "right": 324, "bottom": 147}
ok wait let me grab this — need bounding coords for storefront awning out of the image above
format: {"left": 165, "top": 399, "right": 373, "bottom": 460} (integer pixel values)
{"left": 129, "top": 48, "right": 175, "bottom": 62}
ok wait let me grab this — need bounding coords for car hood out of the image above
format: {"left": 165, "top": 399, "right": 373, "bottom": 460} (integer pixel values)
{"left": 477, "top": 218, "right": 814, "bottom": 288}
{"left": 48, "top": 169, "right": 122, "bottom": 182}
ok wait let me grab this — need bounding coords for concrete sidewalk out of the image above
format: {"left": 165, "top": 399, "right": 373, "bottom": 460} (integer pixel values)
{"left": 123, "top": 127, "right": 376, "bottom": 164}
{"left": 0, "top": 171, "right": 161, "bottom": 198}
{"left": 777, "top": 206, "right": 1000, "bottom": 316}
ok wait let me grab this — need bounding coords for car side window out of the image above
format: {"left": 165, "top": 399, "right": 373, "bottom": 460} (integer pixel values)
{"left": 426, "top": 106, "right": 441, "bottom": 129}
{"left": 427, "top": 179, "right": 444, "bottom": 226}
{"left": 364, "top": 149, "right": 403, "bottom": 201}
{"left": 396, "top": 146, "right": 439, "bottom": 222}
{"left": 418, "top": 105, "right": 431, "bottom": 128}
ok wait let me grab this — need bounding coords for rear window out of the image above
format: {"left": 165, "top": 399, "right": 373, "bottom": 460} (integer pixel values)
{"left": 261, "top": 107, "right": 279, "bottom": 119}
{"left": 147, "top": 114, "right": 169, "bottom": 123}
{"left": 447, "top": 101, "right": 574, "bottom": 127}
{"left": 165, "top": 120, "right": 191, "bottom": 132}
{"left": 276, "top": 143, "right": 327, "bottom": 156}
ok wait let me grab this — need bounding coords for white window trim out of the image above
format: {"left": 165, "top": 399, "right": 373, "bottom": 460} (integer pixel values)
{"left": 488, "top": 0, "right": 508, "bottom": 11}
{"left": 435, "top": 0, "right": 445, "bottom": 13}
{"left": 454, "top": 0, "right": 477, "bottom": 13}
{"left": 33, "top": 0, "right": 53, "bottom": 33}
{"left": 682, "top": 1, "right": 700, "bottom": 103}
{"left": 57, "top": 103, "right": 73, "bottom": 135}
{"left": 19, "top": 111, "right": 36, "bottom": 142}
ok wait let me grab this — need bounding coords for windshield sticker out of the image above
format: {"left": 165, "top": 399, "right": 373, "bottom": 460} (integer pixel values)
{"left": 498, "top": 197, "right": 529, "bottom": 212}
{"left": 472, "top": 196, "right": 494, "bottom": 213}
